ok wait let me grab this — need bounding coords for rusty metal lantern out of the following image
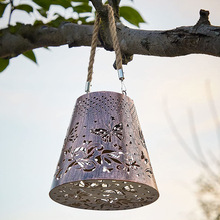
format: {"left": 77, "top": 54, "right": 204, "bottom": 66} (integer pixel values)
{"left": 49, "top": 5, "right": 159, "bottom": 210}
{"left": 49, "top": 91, "right": 159, "bottom": 210}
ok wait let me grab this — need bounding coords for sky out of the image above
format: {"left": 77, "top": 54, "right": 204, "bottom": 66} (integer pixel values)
{"left": 0, "top": 0, "right": 220, "bottom": 220}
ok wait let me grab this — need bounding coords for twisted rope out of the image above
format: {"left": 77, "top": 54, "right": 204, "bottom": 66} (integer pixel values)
{"left": 106, "top": 4, "right": 123, "bottom": 70}
{"left": 86, "top": 5, "right": 123, "bottom": 92}
{"left": 87, "top": 13, "right": 101, "bottom": 83}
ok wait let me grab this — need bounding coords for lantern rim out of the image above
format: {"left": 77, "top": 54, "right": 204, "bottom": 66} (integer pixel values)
{"left": 77, "top": 90, "right": 131, "bottom": 100}
{"left": 49, "top": 178, "right": 159, "bottom": 210}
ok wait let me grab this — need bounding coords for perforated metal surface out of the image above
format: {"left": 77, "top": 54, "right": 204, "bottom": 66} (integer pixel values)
{"left": 50, "top": 179, "right": 158, "bottom": 210}
{"left": 49, "top": 91, "right": 159, "bottom": 210}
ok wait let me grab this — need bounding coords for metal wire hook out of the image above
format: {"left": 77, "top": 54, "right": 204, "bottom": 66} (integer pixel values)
{"left": 121, "top": 80, "right": 127, "bottom": 95}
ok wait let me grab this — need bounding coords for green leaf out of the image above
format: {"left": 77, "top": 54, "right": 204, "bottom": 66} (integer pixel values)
{"left": 44, "top": 46, "right": 50, "bottom": 50}
{"left": 120, "top": 6, "right": 145, "bottom": 27}
{"left": 52, "top": 0, "right": 72, "bottom": 9}
{"left": 33, "top": 19, "right": 44, "bottom": 26}
{"left": 9, "top": 22, "right": 24, "bottom": 34}
{"left": 71, "top": 0, "right": 89, "bottom": 2}
{"left": 48, "top": 16, "right": 67, "bottom": 27}
{"left": 14, "top": 4, "right": 33, "bottom": 13}
{"left": 73, "top": 3, "right": 92, "bottom": 13}
{"left": 32, "top": 0, "right": 51, "bottom": 10}
{"left": 22, "top": 50, "right": 37, "bottom": 64}
{"left": 0, "top": 58, "right": 9, "bottom": 72}
{"left": 33, "top": 0, "right": 72, "bottom": 10}
{"left": 48, "top": 15, "right": 78, "bottom": 27}
{"left": 78, "top": 15, "right": 92, "bottom": 24}
{"left": 37, "top": 8, "right": 47, "bottom": 18}
{"left": 0, "top": 2, "right": 8, "bottom": 18}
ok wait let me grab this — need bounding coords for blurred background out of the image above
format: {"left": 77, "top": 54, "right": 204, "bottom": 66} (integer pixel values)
{"left": 0, "top": 0, "right": 220, "bottom": 219}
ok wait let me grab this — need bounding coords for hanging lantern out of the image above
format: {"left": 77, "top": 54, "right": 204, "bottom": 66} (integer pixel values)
{"left": 49, "top": 5, "right": 159, "bottom": 210}
{"left": 49, "top": 91, "right": 159, "bottom": 210}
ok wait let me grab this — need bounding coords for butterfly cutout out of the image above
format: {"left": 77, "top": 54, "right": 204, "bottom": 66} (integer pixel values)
{"left": 90, "top": 123, "right": 123, "bottom": 142}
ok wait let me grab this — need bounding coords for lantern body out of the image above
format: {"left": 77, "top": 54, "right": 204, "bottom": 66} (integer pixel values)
{"left": 49, "top": 91, "right": 159, "bottom": 210}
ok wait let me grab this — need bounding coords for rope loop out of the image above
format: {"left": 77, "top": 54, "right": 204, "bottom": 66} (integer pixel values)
{"left": 87, "top": 13, "right": 101, "bottom": 84}
{"left": 85, "top": 5, "right": 124, "bottom": 93}
{"left": 106, "top": 4, "right": 123, "bottom": 71}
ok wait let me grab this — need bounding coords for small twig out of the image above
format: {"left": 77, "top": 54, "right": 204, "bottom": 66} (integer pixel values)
{"left": 90, "top": 0, "right": 103, "bottom": 11}
{"left": 164, "top": 99, "right": 220, "bottom": 182}
{"left": 195, "top": 9, "right": 211, "bottom": 27}
{"left": 206, "top": 80, "right": 220, "bottom": 150}
{"left": 164, "top": 100, "right": 201, "bottom": 163}
{"left": 8, "top": 0, "right": 14, "bottom": 26}
{"left": 90, "top": 0, "right": 107, "bottom": 18}
{"left": 188, "top": 109, "right": 207, "bottom": 164}
{"left": 208, "top": 151, "right": 220, "bottom": 169}
{"left": 188, "top": 108, "right": 219, "bottom": 179}
{"left": 108, "top": 0, "right": 120, "bottom": 19}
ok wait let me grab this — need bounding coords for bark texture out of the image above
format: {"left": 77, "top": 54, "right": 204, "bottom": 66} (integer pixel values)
{"left": 0, "top": 9, "right": 220, "bottom": 59}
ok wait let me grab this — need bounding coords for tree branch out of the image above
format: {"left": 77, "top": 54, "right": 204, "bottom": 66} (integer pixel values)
{"left": 90, "top": 0, "right": 107, "bottom": 19}
{"left": 0, "top": 10, "right": 220, "bottom": 59}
